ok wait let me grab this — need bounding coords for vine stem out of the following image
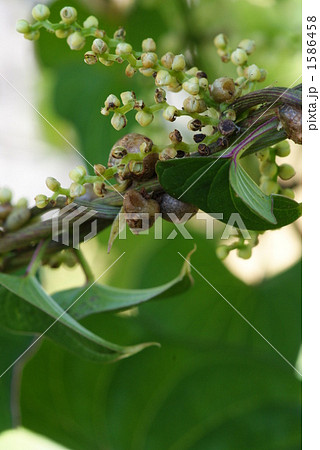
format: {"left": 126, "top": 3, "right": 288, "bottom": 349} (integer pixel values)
{"left": 25, "top": 238, "right": 49, "bottom": 277}
{"left": 73, "top": 248, "right": 95, "bottom": 283}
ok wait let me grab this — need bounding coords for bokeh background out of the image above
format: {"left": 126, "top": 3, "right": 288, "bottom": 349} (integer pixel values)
{"left": 0, "top": 0, "right": 301, "bottom": 448}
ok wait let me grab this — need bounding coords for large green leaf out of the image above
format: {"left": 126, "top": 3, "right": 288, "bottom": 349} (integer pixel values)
{"left": 0, "top": 275, "right": 155, "bottom": 363}
{"left": 156, "top": 157, "right": 302, "bottom": 230}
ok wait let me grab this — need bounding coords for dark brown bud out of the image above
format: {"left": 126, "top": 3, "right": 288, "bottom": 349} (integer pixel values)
{"left": 169, "top": 129, "right": 182, "bottom": 143}
{"left": 277, "top": 104, "right": 302, "bottom": 144}
{"left": 176, "top": 150, "right": 186, "bottom": 158}
{"left": 158, "top": 193, "right": 198, "bottom": 223}
{"left": 187, "top": 119, "right": 203, "bottom": 131}
{"left": 216, "top": 136, "right": 229, "bottom": 148}
{"left": 196, "top": 71, "right": 207, "bottom": 79}
{"left": 193, "top": 133, "right": 206, "bottom": 143}
{"left": 123, "top": 189, "right": 160, "bottom": 233}
{"left": 218, "top": 119, "right": 237, "bottom": 136}
{"left": 198, "top": 144, "right": 210, "bottom": 156}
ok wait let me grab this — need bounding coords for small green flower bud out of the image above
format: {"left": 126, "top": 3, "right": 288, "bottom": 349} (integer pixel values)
{"left": 94, "top": 164, "right": 107, "bottom": 176}
{"left": 155, "top": 70, "right": 173, "bottom": 86}
{"left": 163, "top": 106, "right": 178, "bottom": 122}
{"left": 244, "top": 64, "right": 261, "bottom": 81}
{"left": 105, "top": 94, "right": 121, "bottom": 110}
{"left": 125, "top": 64, "right": 136, "bottom": 78}
{"left": 46, "top": 177, "right": 61, "bottom": 192}
{"left": 237, "top": 246, "right": 252, "bottom": 259}
{"left": 259, "top": 68, "right": 267, "bottom": 82}
{"left": 135, "top": 110, "right": 154, "bottom": 127}
{"left": 70, "top": 182, "right": 86, "bottom": 198}
{"left": 91, "top": 38, "right": 108, "bottom": 54}
{"left": 84, "top": 51, "right": 98, "bottom": 65}
{"left": 83, "top": 15, "right": 99, "bottom": 28}
{"left": 217, "top": 49, "right": 230, "bottom": 62}
{"left": 111, "top": 113, "right": 127, "bottom": 130}
{"left": 94, "top": 29, "right": 105, "bottom": 38}
{"left": 275, "top": 141, "right": 290, "bottom": 157}
{"left": 16, "top": 198, "right": 28, "bottom": 208}
{"left": 172, "top": 54, "right": 186, "bottom": 71}
{"left": 99, "top": 56, "right": 114, "bottom": 67}
{"left": 5, "top": 207, "right": 31, "bottom": 231}
{"left": 32, "top": 4, "right": 50, "bottom": 21}
{"left": 214, "top": 33, "right": 228, "bottom": 50}
{"left": 199, "top": 77, "right": 209, "bottom": 90}
{"left": 235, "top": 76, "right": 246, "bottom": 86}
{"left": 167, "top": 78, "right": 182, "bottom": 92}
{"left": 281, "top": 188, "right": 295, "bottom": 199}
{"left": 182, "top": 77, "right": 200, "bottom": 95}
{"left": 185, "top": 66, "right": 199, "bottom": 76}
{"left": 238, "top": 39, "right": 256, "bottom": 55}
{"left": 278, "top": 164, "right": 296, "bottom": 180}
{"left": 260, "top": 180, "right": 279, "bottom": 195}
{"left": 134, "top": 100, "right": 145, "bottom": 110}
{"left": 114, "top": 27, "right": 126, "bottom": 40}
{"left": 237, "top": 66, "right": 244, "bottom": 77}
{"left": 210, "top": 77, "right": 236, "bottom": 103}
{"left": 35, "top": 194, "right": 49, "bottom": 209}
{"left": 161, "top": 52, "right": 174, "bottom": 69}
{"left": 260, "top": 161, "right": 278, "bottom": 178}
{"left": 63, "top": 250, "right": 78, "bottom": 268}
{"left": 159, "top": 148, "right": 177, "bottom": 161}
{"left": 231, "top": 48, "right": 248, "bottom": 66}
{"left": 139, "top": 67, "right": 155, "bottom": 77}
{"left": 93, "top": 182, "right": 107, "bottom": 197}
{"left": 256, "top": 149, "right": 270, "bottom": 161}
{"left": 223, "top": 109, "right": 236, "bottom": 121}
{"left": 216, "top": 245, "right": 229, "bottom": 260}
{"left": 60, "top": 6, "right": 77, "bottom": 25}
{"left": 141, "top": 52, "right": 158, "bottom": 68}
{"left": 24, "top": 30, "right": 40, "bottom": 41}
{"left": 100, "top": 107, "right": 109, "bottom": 116}
{"left": 154, "top": 88, "right": 166, "bottom": 103}
{"left": 16, "top": 20, "right": 30, "bottom": 34}
{"left": 183, "top": 97, "right": 206, "bottom": 113}
{"left": 120, "top": 91, "right": 136, "bottom": 105}
{"left": 142, "top": 38, "right": 156, "bottom": 52}
{"left": 55, "top": 28, "right": 69, "bottom": 39}
{"left": 69, "top": 165, "right": 86, "bottom": 182}
{"left": 67, "top": 32, "right": 85, "bottom": 50}
{"left": 115, "top": 42, "right": 132, "bottom": 55}
{"left": 0, "top": 187, "right": 12, "bottom": 204}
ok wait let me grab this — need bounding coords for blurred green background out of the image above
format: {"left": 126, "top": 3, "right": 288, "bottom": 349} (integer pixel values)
{"left": 0, "top": 0, "right": 301, "bottom": 448}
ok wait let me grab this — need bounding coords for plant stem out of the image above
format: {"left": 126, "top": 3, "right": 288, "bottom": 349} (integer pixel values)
{"left": 25, "top": 239, "right": 49, "bottom": 277}
{"left": 73, "top": 249, "right": 95, "bottom": 283}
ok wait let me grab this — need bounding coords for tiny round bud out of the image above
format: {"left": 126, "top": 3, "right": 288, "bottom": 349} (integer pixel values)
{"left": 210, "top": 77, "right": 236, "bottom": 103}
{"left": 278, "top": 164, "right": 296, "bottom": 180}
{"left": 139, "top": 67, "right": 155, "bottom": 77}
{"left": 111, "top": 146, "right": 128, "bottom": 159}
{"left": 114, "top": 27, "right": 126, "bottom": 40}
{"left": 223, "top": 109, "right": 236, "bottom": 121}
{"left": 259, "top": 68, "right": 267, "bottom": 82}
{"left": 155, "top": 70, "right": 173, "bottom": 86}
{"left": 83, "top": 15, "right": 99, "bottom": 28}
{"left": 154, "top": 88, "right": 166, "bottom": 103}
{"left": 105, "top": 94, "right": 121, "bottom": 110}
{"left": 16, "top": 198, "right": 28, "bottom": 208}
{"left": 60, "top": 6, "right": 77, "bottom": 24}
{"left": 35, "top": 194, "right": 49, "bottom": 209}
{"left": 214, "top": 33, "right": 229, "bottom": 49}
{"left": 141, "top": 52, "right": 158, "bottom": 68}
{"left": 32, "top": 4, "right": 50, "bottom": 21}
{"left": 115, "top": 42, "right": 132, "bottom": 55}
{"left": 163, "top": 106, "right": 178, "bottom": 122}
{"left": 187, "top": 119, "right": 203, "bottom": 131}
{"left": 256, "top": 149, "right": 270, "bottom": 161}
{"left": 216, "top": 245, "right": 229, "bottom": 260}
{"left": 142, "top": 38, "right": 156, "bottom": 52}
{"left": 199, "top": 77, "right": 209, "bottom": 90}
{"left": 125, "top": 64, "right": 136, "bottom": 77}
{"left": 24, "top": 30, "right": 40, "bottom": 41}
{"left": 198, "top": 144, "right": 210, "bottom": 156}
{"left": 100, "top": 107, "right": 109, "bottom": 116}
{"left": 260, "top": 180, "right": 279, "bottom": 195}
{"left": 281, "top": 188, "right": 295, "bottom": 199}
{"left": 244, "top": 64, "right": 261, "bottom": 81}
{"left": 0, "top": 187, "right": 12, "bottom": 204}
{"left": 235, "top": 76, "right": 246, "bottom": 86}
{"left": 169, "top": 129, "right": 182, "bottom": 143}
{"left": 167, "top": 78, "right": 182, "bottom": 93}
{"left": 70, "top": 183, "right": 86, "bottom": 198}
{"left": 237, "top": 246, "right": 252, "bottom": 259}
{"left": 93, "top": 182, "right": 107, "bottom": 197}
{"left": 185, "top": 66, "right": 199, "bottom": 76}
{"left": 111, "top": 113, "right": 127, "bottom": 130}
{"left": 161, "top": 52, "right": 175, "bottom": 69}
{"left": 260, "top": 161, "right": 278, "bottom": 178}
{"left": 217, "top": 49, "right": 230, "bottom": 62}
{"left": 94, "top": 164, "right": 106, "bottom": 176}
{"left": 135, "top": 110, "right": 154, "bottom": 127}
{"left": 172, "top": 54, "right": 186, "bottom": 71}
{"left": 16, "top": 19, "right": 30, "bottom": 34}
{"left": 67, "top": 32, "right": 85, "bottom": 50}
{"left": 95, "top": 29, "right": 106, "bottom": 38}
{"left": 159, "top": 148, "right": 177, "bottom": 161}
{"left": 238, "top": 39, "right": 256, "bottom": 55}
{"left": 55, "top": 28, "right": 69, "bottom": 39}
{"left": 84, "top": 51, "right": 98, "bottom": 65}
{"left": 92, "top": 38, "right": 108, "bottom": 54}
{"left": 218, "top": 119, "right": 237, "bottom": 136}
{"left": 120, "top": 91, "right": 136, "bottom": 105}
{"left": 231, "top": 48, "right": 248, "bottom": 66}
{"left": 46, "top": 177, "right": 61, "bottom": 192}
{"left": 5, "top": 207, "right": 31, "bottom": 231}
{"left": 182, "top": 77, "right": 200, "bottom": 95}
{"left": 275, "top": 141, "right": 290, "bottom": 157}
{"left": 69, "top": 165, "right": 86, "bottom": 182}
{"left": 99, "top": 56, "right": 114, "bottom": 67}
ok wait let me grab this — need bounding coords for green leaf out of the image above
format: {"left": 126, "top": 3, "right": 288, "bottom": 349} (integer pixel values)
{"left": 229, "top": 160, "right": 276, "bottom": 224}
{"left": 0, "top": 275, "right": 155, "bottom": 362}
{"left": 53, "top": 251, "right": 194, "bottom": 319}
